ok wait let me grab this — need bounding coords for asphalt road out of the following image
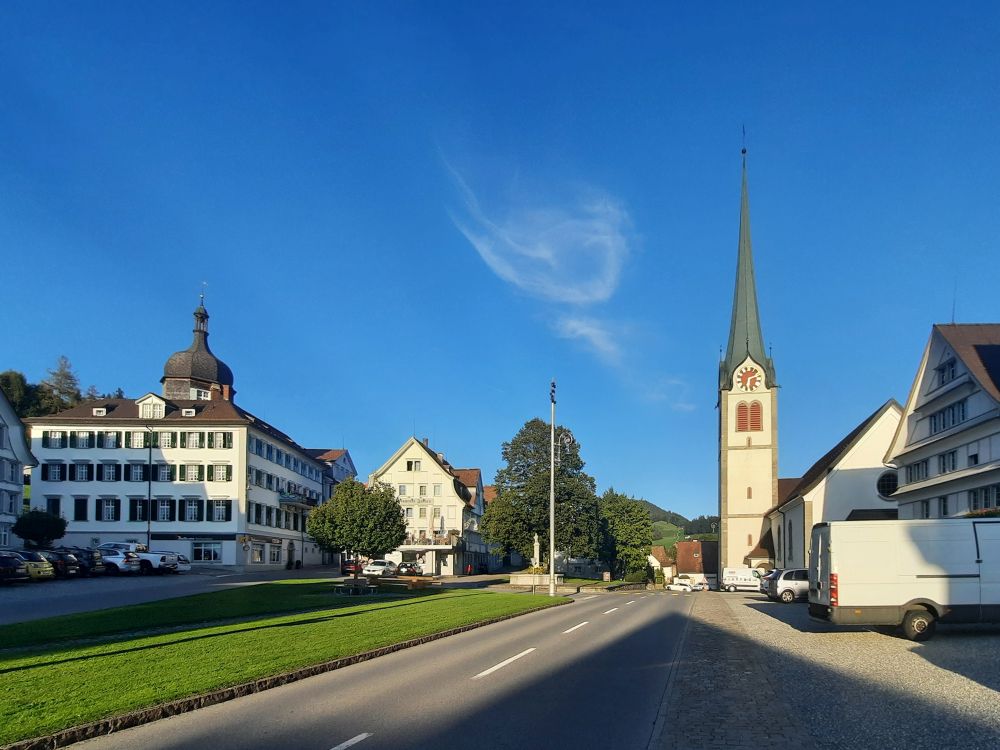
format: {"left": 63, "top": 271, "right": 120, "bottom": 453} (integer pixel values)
{"left": 70, "top": 591, "right": 693, "bottom": 750}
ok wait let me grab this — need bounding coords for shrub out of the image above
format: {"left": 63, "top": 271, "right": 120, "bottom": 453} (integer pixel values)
{"left": 653, "top": 569, "right": 665, "bottom": 585}
{"left": 623, "top": 570, "right": 647, "bottom": 583}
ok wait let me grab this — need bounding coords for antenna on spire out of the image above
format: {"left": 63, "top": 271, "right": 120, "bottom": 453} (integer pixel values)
{"left": 200, "top": 281, "right": 208, "bottom": 305}
{"left": 741, "top": 124, "right": 747, "bottom": 157}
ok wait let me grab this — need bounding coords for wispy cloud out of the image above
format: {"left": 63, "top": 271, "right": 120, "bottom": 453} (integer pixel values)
{"left": 553, "top": 316, "right": 622, "bottom": 365}
{"left": 448, "top": 168, "right": 629, "bottom": 305}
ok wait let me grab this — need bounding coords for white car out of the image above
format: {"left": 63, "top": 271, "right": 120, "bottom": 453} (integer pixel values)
{"left": 152, "top": 552, "right": 192, "bottom": 573}
{"left": 666, "top": 582, "right": 693, "bottom": 592}
{"left": 362, "top": 560, "right": 397, "bottom": 576}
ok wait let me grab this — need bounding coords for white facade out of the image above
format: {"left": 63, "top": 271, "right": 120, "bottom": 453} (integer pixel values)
{"left": 27, "top": 393, "right": 328, "bottom": 569}
{"left": 768, "top": 401, "right": 902, "bottom": 569}
{"left": 0, "top": 389, "right": 36, "bottom": 549}
{"left": 369, "top": 437, "right": 498, "bottom": 575}
{"left": 886, "top": 325, "right": 1000, "bottom": 521}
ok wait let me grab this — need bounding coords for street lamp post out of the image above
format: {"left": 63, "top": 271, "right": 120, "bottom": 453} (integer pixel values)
{"left": 145, "top": 425, "right": 153, "bottom": 549}
{"left": 549, "top": 379, "right": 556, "bottom": 597}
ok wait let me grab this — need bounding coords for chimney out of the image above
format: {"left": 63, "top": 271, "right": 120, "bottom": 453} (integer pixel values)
{"left": 423, "top": 437, "right": 429, "bottom": 447}
{"left": 437, "top": 452, "right": 445, "bottom": 463}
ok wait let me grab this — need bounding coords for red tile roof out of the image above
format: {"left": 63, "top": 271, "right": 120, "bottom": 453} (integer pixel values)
{"left": 650, "top": 545, "right": 673, "bottom": 566}
{"left": 308, "top": 449, "right": 347, "bottom": 462}
{"left": 483, "top": 485, "right": 497, "bottom": 504}
{"left": 453, "top": 468, "right": 482, "bottom": 490}
{"left": 674, "top": 540, "right": 718, "bottom": 574}
{"left": 935, "top": 324, "right": 1000, "bottom": 403}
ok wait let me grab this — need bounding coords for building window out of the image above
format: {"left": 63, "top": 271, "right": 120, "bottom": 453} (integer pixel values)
{"left": 140, "top": 403, "right": 165, "bottom": 419}
{"left": 76, "top": 431, "right": 91, "bottom": 448}
{"left": 185, "top": 498, "right": 201, "bottom": 521}
{"left": 939, "top": 496, "right": 949, "bottom": 517}
{"left": 46, "top": 496, "right": 61, "bottom": 516}
{"left": 432, "top": 506, "right": 441, "bottom": 518}
{"left": 48, "top": 463, "right": 63, "bottom": 482}
{"left": 101, "top": 463, "right": 116, "bottom": 482}
{"left": 157, "top": 464, "right": 171, "bottom": 482}
{"left": 747, "top": 534, "right": 752, "bottom": 547}
{"left": 193, "top": 389, "right": 211, "bottom": 401}
{"left": 746, "top": 486, "right": 752, "bottom": 499}
{"left": 919, "top": 500, "right": 930, "bottom": 519}
{"left": 157, "top": 499, "right": 172, "bottom": 521}
{"left": 186, "top": 432, "right": 201, "bottom": 449}
{"left": 49, "top": 431, "right": 64, "bottom": 448}
{"left": 269, "top": 545, "right": 282, "bottom": 564}
{"left": 398, "top": 484, "right": 407, "bottom": 496}
{"left": 74, "top": 497, "right": 88, "bottom": 521}
{"left": 433, "top": 484, "right": 441, "bottom": 497}
{"left": 160, "top": 432, "right": 173, "bottom": 448}
{"left": 969, "top": 452, "right": 979, "bottom": 467}
{"left": 251, "top": 543, "right": 265, "bottom": 564}
{"left": 407, "top": 460, "right": 421, "bottom": 471}
{"left": 937, "top": 451, "right": 957, "bottom": 474}
{"left": 876, "top": 471, "right": 899, "bottom": 499}
{"left": 936, "top": 359, "right": 957, "bottom": 387}
{"left": 130, "top": 432, "right": 146, "bottom": 449}
{"left": 419, "top": 507, "right": 427, "bottom": 519}
{"left": 192, "top": 542, "right": 221, "bottom": 562}
{"left": 129, "top": 464, "right": 144, "bottom": 482}
{"left": 102, "top": 498, "right": 117, "bottom": 521}
{"left": 928, "top": 399, "right": 967, "bottom": 435}
{"left": 419, "top": 485, "right": 427, "bottom": 497}
{"left": 212, "top": 500, "right": 229, "bottom": 521}
{"left": 183, "top": 464, "right": 201, "bottom": 482}
{"left": 905, "top": 461, "right": 928, "bottom": 484}
{"left": 405, "top": 507, "right": 413, "bottom": 518}
{"left": 209, "top": 464, "right": 230, "bottom": 482}
{"left": 73, "top": 463, "right": 89, "bottom": 482}
{"left": 103, "top": 431, "right": 119, "bottom": 448}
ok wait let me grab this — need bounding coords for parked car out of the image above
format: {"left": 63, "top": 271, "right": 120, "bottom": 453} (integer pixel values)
{"left": 666, "top": 582, "right": 693, "bottom": 592}
{"left": 341, "top": 559, "right": 361, "bottom": 575}
{"left": 100, "top": 548, "right": 141, "bottom": 575}
{"left": 13, "top": 550, "right": 56, "bottom": 581}
{"left": 0, "top": 552, "right": 30, "bottom": 584}
{"left": 397, "top": 561, "right": 423, "bottom": 576}
{"left": 98, "top": 543, "right": 178, "bottom": 574}
{"left": 59, "top": 547, "right": 106, "bottom": 577}
{"left": 759, "top": 568, "right": 781, "bottom": 595}
{"left": 767, "top": 568, "right": 809, "bottom": 603}
{"left": 363, "top": 560, "right": 397, "bottom": 576}
{"left": 150, "top": 551, "right": 191, "bottom": 573}
{"left": 38, "top": 549, "right": 81, "bottom": 578}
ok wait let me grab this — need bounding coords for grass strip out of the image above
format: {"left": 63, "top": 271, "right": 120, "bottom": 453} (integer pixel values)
{"left": 0, "top": 589, "right": 563, "bottom": 745}
{"left": 0, "top": 579, "right": 350, "bottom": 650}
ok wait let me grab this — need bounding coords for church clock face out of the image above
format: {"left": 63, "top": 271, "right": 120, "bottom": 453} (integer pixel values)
{"left": 737, "top": 366, "right": 761, "bottom": 392}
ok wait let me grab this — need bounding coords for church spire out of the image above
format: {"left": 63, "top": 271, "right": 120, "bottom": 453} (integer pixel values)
{"left": 720, "top": 150, "right": 775, "bottom": 390}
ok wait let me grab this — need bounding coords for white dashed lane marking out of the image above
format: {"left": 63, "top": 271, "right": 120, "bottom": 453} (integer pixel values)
{"left": 472, "top": 648, "right": 536, "bottom": 680}
{"left": 329, "top": 734, "right": 373, "bottom": 750}
{"left": 563, "top": 621, "right": 589, "bottom": 634}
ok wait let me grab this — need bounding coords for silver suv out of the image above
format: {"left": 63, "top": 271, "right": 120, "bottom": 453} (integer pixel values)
{"left": 767, "top": 568, "right": 809, "bottom": 603}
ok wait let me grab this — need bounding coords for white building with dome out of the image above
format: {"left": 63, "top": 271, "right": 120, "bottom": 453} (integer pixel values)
{"left": 26, "top": 302, "right": 349, "bottom": 569}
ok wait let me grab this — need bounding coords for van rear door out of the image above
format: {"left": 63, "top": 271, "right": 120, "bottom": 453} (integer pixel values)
{"left": 974, "top": 520, "right": 1000, "bottom": 622}
{"left": 809, "top": 524, "right": 830, "bottom": 606}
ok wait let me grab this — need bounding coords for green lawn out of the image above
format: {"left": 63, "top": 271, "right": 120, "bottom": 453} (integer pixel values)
{"left": 0, "top": 584, "right": 564, "bottom": 745}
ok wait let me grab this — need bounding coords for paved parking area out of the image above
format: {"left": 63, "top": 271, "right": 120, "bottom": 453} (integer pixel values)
{"left": 655, "top": 591, "right": 1000, "bottom": 750}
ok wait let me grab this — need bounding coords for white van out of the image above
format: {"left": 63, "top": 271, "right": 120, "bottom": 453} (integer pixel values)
{"left": 809, "top": 518, "right": 1000, "bottom": 641}
{"left": 720, "top": 567, "right": 761, "bottom": 592}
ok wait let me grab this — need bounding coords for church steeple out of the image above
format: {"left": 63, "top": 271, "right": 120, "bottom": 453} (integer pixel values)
{"left": 720, "top": 151, "right": 775, "bottom": 390}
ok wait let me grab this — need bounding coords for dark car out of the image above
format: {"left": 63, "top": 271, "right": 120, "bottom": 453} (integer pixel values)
{"left": 0, "top": 552, "right": 30, "bottom": 584}
{"left": 39, "top": 550, "right": 81, "bottom": 578}
{"left": 397, "top": 561, "right": 423, "bottom": 576}
{"left": 60, "top": 547, "right": 106, "bottom": 577}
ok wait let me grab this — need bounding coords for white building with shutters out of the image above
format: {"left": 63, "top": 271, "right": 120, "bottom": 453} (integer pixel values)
{"left": 1, "top": 387, "right": 36, "bottom": 549}
{"left": 26, "top": 303, "right": 347, "bottom": 569}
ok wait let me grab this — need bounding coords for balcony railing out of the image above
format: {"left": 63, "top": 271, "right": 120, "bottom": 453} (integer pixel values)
{"left": 403, "top": 532, "right": 461, "bottom": 546}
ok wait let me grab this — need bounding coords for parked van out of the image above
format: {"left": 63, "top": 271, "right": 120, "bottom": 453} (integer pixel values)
{"left": 721, "top": 567, "right": 761, "bottom": 592}
{"left": 809, "top": 518, "right": 1000, "bottom": 641}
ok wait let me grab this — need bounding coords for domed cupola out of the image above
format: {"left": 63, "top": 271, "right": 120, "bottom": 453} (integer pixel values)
{"left": 161, "top": 302, "right": 236, "bottom": 401}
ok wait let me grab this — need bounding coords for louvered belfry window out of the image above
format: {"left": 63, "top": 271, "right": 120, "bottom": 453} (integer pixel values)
{"left": 736, "top": 402, "right": 750, "bottom": 432}
{"left": 749, "top": 401, "right": 763, "bottom": 431}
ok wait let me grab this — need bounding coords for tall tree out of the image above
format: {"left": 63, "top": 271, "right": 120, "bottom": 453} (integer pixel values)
{"left": 0, "top": 370, "right": 40, "bottom": 417}
{"left": 598, "top": 488, "right": 653, "bottom": 580}
{"left": 40, "top": 355, "right": 82, "bottom": 412}
{"left": 483, "top": 417, "right": 599, "bottom": 563}
{"left": 306, "top": 479, "right": 406, "bottom": 580}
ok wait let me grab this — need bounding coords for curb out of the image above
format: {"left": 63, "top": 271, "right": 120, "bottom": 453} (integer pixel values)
{"left": 645, "top": 591, "right": 695, "bottom": 750}
{"left": 2, "top": 599, "right": 569, "bottom": 750}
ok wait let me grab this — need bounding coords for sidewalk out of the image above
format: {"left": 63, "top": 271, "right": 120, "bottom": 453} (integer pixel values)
{"left": 652, "top": 592, "right": 815, "bottom": 750}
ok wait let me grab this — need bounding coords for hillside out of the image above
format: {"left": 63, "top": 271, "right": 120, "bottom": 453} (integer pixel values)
{"left": 640, "top": 499, "right": 688, "bottom": 527}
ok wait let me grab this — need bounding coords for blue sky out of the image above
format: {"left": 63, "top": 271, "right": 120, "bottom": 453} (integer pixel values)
{"left": 3, "top": 4, "right": 1000, "bottom": 520}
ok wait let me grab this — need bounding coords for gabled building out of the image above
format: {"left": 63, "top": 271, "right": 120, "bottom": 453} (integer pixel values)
{"left": 26, "top": 302, "right": 331, "bottom": 569}
{"left": 0, "top": 387, "right": 36, "bottom": 549}
{"left": 306, "top": 448, "right": 358, "bottom": 500}
{"left": 886, "top": 324, "right": 1000, "bottom": 519}
{"left": 368, "top": 436, "right": 498, "bottom": 575}
{"left": 766, "top": 400, "right": 902, "bottom": 569}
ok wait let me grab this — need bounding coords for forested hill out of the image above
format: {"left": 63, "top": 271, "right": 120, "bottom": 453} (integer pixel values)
{"left": 640, "top": 500, "right": 688, "bottom": 527}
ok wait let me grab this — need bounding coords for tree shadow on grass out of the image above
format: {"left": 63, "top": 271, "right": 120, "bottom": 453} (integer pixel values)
{"left": 0, "top": 590, "right": 506, "bottom": 675}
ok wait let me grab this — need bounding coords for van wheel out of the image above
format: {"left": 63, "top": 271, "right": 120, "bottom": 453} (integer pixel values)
{"left": 727, "top": 585, "right": 736, "bottom": 593}
{"left": 780, "top": 589, "right": 795, "bottom": 603}
{"left": 902, "top": 609, "right": 936, "bottom": 641}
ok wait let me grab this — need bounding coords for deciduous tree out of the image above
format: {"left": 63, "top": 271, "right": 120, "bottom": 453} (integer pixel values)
{"left": 598, "top": 488, "right": 653, "bottom": 580}
{"left": 13, "top": 510, "right": 68, "bottom": 549}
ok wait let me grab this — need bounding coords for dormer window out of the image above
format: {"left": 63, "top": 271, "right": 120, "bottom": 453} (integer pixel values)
{"left": 140, "top": 402, "right": 165, "bottom": 420}
{"left": 936, "top": 358, "right": 957, "bottom": 387}
{"left": 190, "top": 388, "right": 211, "bottom": 401}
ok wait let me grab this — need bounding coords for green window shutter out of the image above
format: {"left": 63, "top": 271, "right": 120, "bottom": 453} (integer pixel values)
{"left": 225, "top": 466, "right": 233, "bottom": 481}
{"left": 197, "top": 499, "right": 205, "bottom": 522}
{"left": 169, "top": 464, "right": 177, "bottom": 481}
{"left": 179, "top": 465, "right": 186, "bottom": 482}
{"left": 114, "top": 464, "right": 122, "bottom": 482}
{"left": 206, "top": 465, "right": 214, "bottom": 482}
{"left": 42, "top": 431, "right": 50, "bottom": 448}
{"left": 207, "top": 432, "right": 214, "bottom": 448}
{"left": 169, "top": 500, "right": 176, "bottom": 522}
{"left": 200, "top": 432, "right": 207, "bottom": 448}
{"left": 86, "top": 464, "right": 95, "bottom": 482}
{"left": 224, "top": 500, "right": 232, "bottom": 522}
{"left": 94, "top": 498, "right": 101, "bottom": 519}
{"left": 116, "top": 432, "right": 123, "bottom": 448}
{"left": 113, "top": 499, "right": 122, "bottom": 521}
{"left": 69, "top": 432, "right": 77, "bottom": 448}
{"left": 224, "top": 432, "right": 233, "bottom": 448}
{"left": 89, "top": 431, "right": 96, "bottom": 448}
{"left": 41, "top": 464, "right": 49, "bottom": 481}
{"left": 151, "top": 432, "right": 159, "bottom": 448}
{"left": 180, "top": 432, "right": 187, "bottom": 448}
{"left": 198, "top": 465, "right": 205, "bottom": 481}
{"left": 129, "top": 498, "right": 139, "bottom": 521}
{"left": 96, "top": 432, "right": 104, "bottom": 448}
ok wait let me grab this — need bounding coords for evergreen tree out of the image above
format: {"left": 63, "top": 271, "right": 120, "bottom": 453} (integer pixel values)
{"left": 40, "top": 356, "right": 82, "bottom": 412}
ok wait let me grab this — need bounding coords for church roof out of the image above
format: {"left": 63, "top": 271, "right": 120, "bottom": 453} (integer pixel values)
{"left": 720, "top": 154, "right": 776, "bottom": 390}
{"left": 162, "top": 304, "right": 234, "bottom": 388}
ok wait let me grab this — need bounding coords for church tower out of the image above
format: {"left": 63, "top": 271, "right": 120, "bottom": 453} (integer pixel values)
{"left": 718, "top": 152, "right": 777, "bottom": 571}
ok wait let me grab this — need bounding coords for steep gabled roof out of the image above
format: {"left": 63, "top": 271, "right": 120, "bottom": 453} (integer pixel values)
{"left": 0, "top": 388, "right": 36, "bottom": 467}
{"left": 936, "top": 324, "right": 1000, "bottom": 403}
{"left": 776, "top": 399, "right": 901, "bottom": 510}
{"left": 307, "top": 449, "right": 347, "bottom": 462}
{"left": 453, "top": 468, "right": 482, "bottom": 490}
{"left": 369, "top": 436, "right": 474, "bottom": 503}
